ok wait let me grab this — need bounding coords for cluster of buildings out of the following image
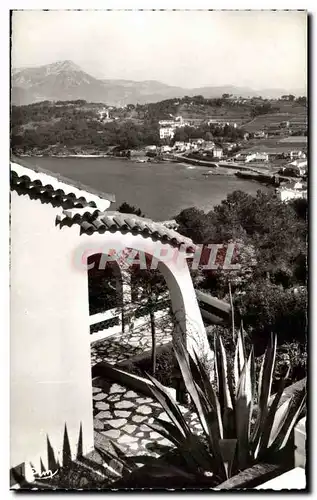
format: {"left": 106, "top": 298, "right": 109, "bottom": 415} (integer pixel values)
{"left": 159, "top": 115, "right": 240, "bottom": 140}
{"left": 234, "top": 149, "right": 306, "bottom": 166}
{"left": 148, "top": 139, "right": 224, "bottom": 159}
{"left": 159, "top": 116, "right": 189, "bottom": 140}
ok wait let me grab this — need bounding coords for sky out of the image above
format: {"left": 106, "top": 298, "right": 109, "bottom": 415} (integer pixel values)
{"left": 11, "top": 10, "right": 307, "bottom": 91}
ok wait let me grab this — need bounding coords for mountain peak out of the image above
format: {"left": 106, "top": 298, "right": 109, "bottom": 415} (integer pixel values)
{"left": 45, "top": 60, "right": 83, "bottom": 74}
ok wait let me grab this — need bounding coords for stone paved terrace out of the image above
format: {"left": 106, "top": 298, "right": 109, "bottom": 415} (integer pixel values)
{"left": 93, "top": 377, "right": 202, "bottom": 460}
{"left": 91, "top": 311, "right": 173, "bottom": 367}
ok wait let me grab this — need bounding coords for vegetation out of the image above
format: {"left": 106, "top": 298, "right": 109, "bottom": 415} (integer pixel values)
{"left": 143, "top": 329, "right": 306, "bottom": 483}
{"left": 11, "top": 95, "right": 306, "bottom": 155}
{"left": 11, "top": 102, "right": 160, "bottom": 154}
{"left": 172, "top": 123, "right": 245, "bottom": 143}
{"left": 175, "top": 190, "right": 307, "bottom": 352}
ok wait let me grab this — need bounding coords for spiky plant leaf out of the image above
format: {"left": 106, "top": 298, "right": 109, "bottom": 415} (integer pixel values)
{"left": 219, "top": 439, "right": 237, "bottom": 479}
{"left": 257, "top": 366, "right": 291, "bottom": 457}
{"left": 146, "top": 418, "right": 185, "bottom": 447}
{"left": 251, "top": 333, "right": 277, "bottom": 452}
{"left": 234, "top": 324, "right": 246, "bottom": 396}
{"left": 215, "top": 335, "right": 233, "bottom": 415}
{"left": 146, "top": 373, "right": 191, "bottom": 438}
{"left": 269, "top": 387, "right": 306, "bottom": 452}
{"left": 192, "top": 349, "right": 223, "bottom": 440}
{"left": 173, "top": 343, "right": 210, "bottom": 437}
{"left": 235, "top": 349, "right": 253, "bottom": 469}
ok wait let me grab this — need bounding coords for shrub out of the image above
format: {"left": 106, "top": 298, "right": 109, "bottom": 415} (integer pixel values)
{"left": 122, "top": 343, "right": 179, "bottom": 387}
{"left": 145, "top": 330, "right": 306, "bottom": 483}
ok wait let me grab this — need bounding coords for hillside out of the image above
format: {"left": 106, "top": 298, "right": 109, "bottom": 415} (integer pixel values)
{"left": 11, "top": 95, "right": 307, "bottom": 157}
{"left": 11, "top": 60, "right": 306, "bottom": 106}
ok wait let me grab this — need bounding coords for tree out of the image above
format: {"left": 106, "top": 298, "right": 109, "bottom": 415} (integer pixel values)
{"left": 235, "top": 281, "right": 307, "bottom": 354}
{"left": 118, "top": 202, "right": 145, "bottom": 217}
{"left": 117, "top": 202, "right": 170, "bottom": 375}
{"left": 204, "top": 131, "right": 213, "bottom": 141}
{"left": 129, "top": 265, "right": 168, "bottom": 376}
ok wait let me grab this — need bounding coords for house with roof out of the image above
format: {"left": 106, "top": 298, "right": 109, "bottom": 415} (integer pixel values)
{"left": 10, "top": 157, "right": 212, "bottom": 478}
{"left": 279, "top": 159, "right": 307, "bottom": 177}
{"left": 289, "top": 150, "right": 306, "bottom": 161}
{"left": 212, "top": 145, "right": 223, "bottom": 159}
{"left": 159, "top": 126, "right": 175, "bottom": 140}
{"left": 253, "top": 130, "right": 268, "bottom": 139}
{"left": 276, "top": 180, "right": 307, "bottom": 202}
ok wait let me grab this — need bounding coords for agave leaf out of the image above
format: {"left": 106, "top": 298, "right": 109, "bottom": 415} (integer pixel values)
{"left": 147, "top": 418, "right": 185, "bottom": 447}
{"left": 251, "top": 333, "right": 277, "bottom": 452}
{"left": 215, "top": 335, "right": 233, "bottom": 416}
{"left": 233, "top": 325, "right": 246, "bottom": 397}
{"left": 194, "top": 384, "right": 228, "bottom": 479}
{"left": 146, "top": 373, "right": 191, "bottom": 438}
{"left": 257, "top": 366, "right": 291, "bottom": 457}
{"left": 96, "top": 442, "right": 135, "bottom": 476}
{"left": 192, "top": 349, "right": 223, "bottom": 440}
{"left": 235, "top": 350, "right": 253, "bottom": 469}
{"left": 269, "top": 387, "right": 306, "bottom": 452}
{"left": 144, "top": 462, "right": 198, "bottom": 480}
{"left": 173, "top": 343, "right": 210, "bottom": 437}
{"left": 228, "top": 281, "right": 235, "bottom": 342}
{"left": 219, "top": 439, "right": 237, "bottom": 479}
{"left": 185, "top": 432, "right": 217, "bottom": 474}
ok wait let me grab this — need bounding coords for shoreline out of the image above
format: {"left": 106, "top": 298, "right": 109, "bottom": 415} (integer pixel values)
{"left": 13, "top": 153, "right": 278, "bottom": 187}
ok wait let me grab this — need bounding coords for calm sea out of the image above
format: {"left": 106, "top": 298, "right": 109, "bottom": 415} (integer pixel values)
{"left": 19, "top": 156, "right": 271, "bottom": 221}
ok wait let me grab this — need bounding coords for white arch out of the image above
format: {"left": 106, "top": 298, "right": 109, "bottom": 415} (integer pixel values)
{"left": 77, "top": 230, "right": 214, "bottom": 371}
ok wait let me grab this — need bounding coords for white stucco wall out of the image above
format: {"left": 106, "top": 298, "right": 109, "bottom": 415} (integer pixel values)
{"left": 10, "top": 191, "right": 94, "bottom": 472}
{"left": 10, "top": 188, "right": 212, "bottom": 474}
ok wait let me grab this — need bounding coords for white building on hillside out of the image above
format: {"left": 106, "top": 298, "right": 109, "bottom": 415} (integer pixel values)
{"left": 159, "top": 127, "right": 175, "bottom": 140}
{"left": 276, "top": 180, "right": 307, "bottom": 202}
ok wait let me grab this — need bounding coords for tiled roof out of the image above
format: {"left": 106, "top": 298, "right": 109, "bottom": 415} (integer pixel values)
{"left": 11, "top": 158, "right": 195, "bottom": 252}
{"left": 57, "top": 209, "right": 196, "bottom": 252}
{"left": 10, "top": 158, "right": 115, "bottom": 210}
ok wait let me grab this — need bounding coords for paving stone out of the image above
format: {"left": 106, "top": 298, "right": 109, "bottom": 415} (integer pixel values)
{"left": 158, "top": 412, "right": 170, "bottom": 422}
{"left": 109, "top": 383, "right": 126, "bottom": 394}
{"left": 102, "top": 429, "right": 121, "bottom": 439}
{"left": 136, "top": 432, "right": 144, "bottom": 437}
{"left": 115, "top": 401, "right": 135, "bottom": 409}
{"left": 141, "top": 439, "right": 152, "bottom": 446}
{"left": 108, "top": 418, "right": 127, "bottom": 429}
{"left": 129, "top": 443, "right": 139, "bottom": 451}
{"left": 150, "top": 431, "right": 161, "bottom": 439}
{"left": 114, "top": 410, "right": 131, "bottom": 418}
{"left": 94, "top": 419, "right": 104, "bottom": 430}
{"left": 95, "top": 402, "right": 110, "bottom": 411}
{"left": 136, "top": 405, "right": 152, "bottom": 415}
{"left": 92, "top": 387, "right": 102, "bottom": 394}
{"left": 95, "top": 411, "right": 111, "bottom": 419}
{"left": 124, "top": 390, "right": 139, "bottom": 399}
{"left": 93, "top": 393, "right": 106, "bottom": 401}
{"left": 136, "top": 397, "right": 153, "bottom": 404}
{"left": 122, "top": 424, "right": 137, "bottom": 435}
{"left": 118, "top": 435, "right": 138, "bottom": 444}
{"left": 132, "top": 415, "right": 147, "bottom": 423}
{"left": 140, "top": 424, "right": 151, "bottom": 431}
{"left": 157, "top": 437, "right": 173, "bottom": 447}
{"left": 107, "top": 394, "right": 121, "bottom": 402}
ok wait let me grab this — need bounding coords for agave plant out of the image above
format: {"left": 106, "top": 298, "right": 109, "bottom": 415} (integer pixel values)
{"left": 146, "top": 327, "right": 306, "bottom": 482}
